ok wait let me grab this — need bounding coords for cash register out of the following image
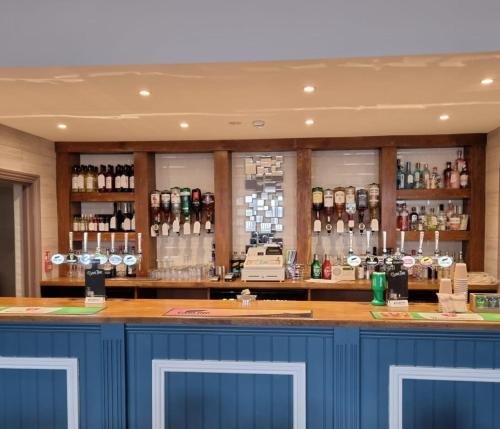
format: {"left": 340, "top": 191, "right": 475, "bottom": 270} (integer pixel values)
{"left": 241, "top": 245, "right": 285, "bottom": 282}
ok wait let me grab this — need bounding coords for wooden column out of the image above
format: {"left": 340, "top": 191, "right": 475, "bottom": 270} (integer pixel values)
{"left": 134, "top": 152, "right": 156, "bottom": 276}
{"left": 379, "top": 146, "right": 397, "bottom": 250}
{"left": 296, "top": 149, "right": 312, "bottom": 265}
{"left": 464, "top": 139, "right": 486, "bottom": 270}
{"left": 214, "top": 151, "right": 232, "bottom": 271}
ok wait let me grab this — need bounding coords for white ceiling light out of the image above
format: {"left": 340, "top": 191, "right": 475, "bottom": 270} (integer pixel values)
{"left": 481, "top": 78, "right": 494, "bottom": 85}
{"left": 180, "top": 121, "right": 189, "bottom": 129}
{"left": 305, "top": 119, "right": 315, "bottom": 126}
{"left": 439, "top": 114, "right": 450, "bottom": 121}
{"left": 57, "top": 123, "right": 67, "bottom": 129}
{"left": 252, "top": 119, "right": 265, "bottom": 128}
{"left": 139, "top": 89, "right": 151, "bottom": 97}
{"left": 303, "top": 85, "right": 316, "bottom": 93}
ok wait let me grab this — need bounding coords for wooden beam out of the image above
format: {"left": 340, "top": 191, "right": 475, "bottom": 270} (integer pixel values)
{"left": 379, "top": 147, "right": 397, "bottom": 251}
{"left": 214, "top": 151, "right": 232, "bottom": 272}
{"left": 296, "top": 149, "right": 312, "bottom": 266}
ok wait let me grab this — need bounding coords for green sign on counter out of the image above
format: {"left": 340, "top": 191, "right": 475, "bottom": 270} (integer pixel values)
{"left": 0, "top": 306, "right": 104, "bottom": 315}
{"left": 372, "top": 311, "right": 500, "bottom": 322}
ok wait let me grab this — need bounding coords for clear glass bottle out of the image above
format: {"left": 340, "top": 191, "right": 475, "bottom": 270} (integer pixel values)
{"left": 413, "top": 162, "right": 422, "bottom": 189}
{"left": 418, "top": 206, "right": 427, "bottom": 230}
{"left": 448, "top": 206, "right": 461, "bottom": 230}
{"left": 397, "top": 163, "right": 406, "bottom": 190}
{"left": 71, "top": 165, "right": 79, "bottom": 192}
{"left": 430, "top": 167, "right": 441, "bottom": 189}
{"left": 422, "top": 164, "right": 431, "bottom": 189}
{"left": 450, "top": 164, "right": 460, "bottom": 189}
{"left": 443, "top": 161, "right": 452, "bottom": 188}
{"left": 405, "top": 162, "right": 414, "bottom": 189}
{"left": 400, "top": 203, "right": 409, "bottom": 231}
{"left": 456, "top": 149, "right": 466, "bottom": 173}
{"left": 427, "top": 207, "right": 438, "bottom": 231}
{"left": 105, "top": 165, "right": 114, "bottom": 192}
{"left": 97, "top": 165, "right": 106, "bottom": 192}
{"left": 460, "top": 162, "right": 469, "bottom": 188}
{"left": 409, "top": 207, "right": 418, "bottom": 230}
{"left": 437, "top": 204, "right": 447, "bottom": 230}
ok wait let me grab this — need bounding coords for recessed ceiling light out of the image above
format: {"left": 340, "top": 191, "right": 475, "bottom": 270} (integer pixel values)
{"left": 180, "top": 121, "right": 189, "bottom": 129}
{"left": 57, "top": 123, "right": 67, "bottom": 129}
{"left": 305, "top": 119, "right": 315, "bottom": 126}
{"left": 252, "top": 119, "right": 265, "bottom": 128}
{"left": 481, "top": 78, "right": 494, "bottom": 85}
{"left": 139, "top": 89, "right": 151, "bottom": 97}
{"left": 303, "top": 85, "right": 316, "bottom": 93}
{"left": 439, "top": 114, "right": 450, "bottom": 121}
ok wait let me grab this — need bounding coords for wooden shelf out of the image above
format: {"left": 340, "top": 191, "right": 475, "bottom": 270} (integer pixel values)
{"left": 403, "top": 230, "right": 470, "bottom": 241}
{"left": 72, "top": 232, "right": 137, "bottom": 241}
{"left": 396, "top": 188, "right": 470, "bottom": 200}
{"left": 70, "top": 192, "right": 135, "bottom": 202}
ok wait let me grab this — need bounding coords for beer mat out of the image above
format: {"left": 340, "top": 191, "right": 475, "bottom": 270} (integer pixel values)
{"left": 164, "top": 308, "right": 313, "bottom": 318}
{"left": 372, "top": 311, "right": 486, "bottom": 321}
{"left": 305, "top": 278, "right": 340, "bottom": 284}
{"left": 0, "top": 306, "right": 104, "bottom": 315}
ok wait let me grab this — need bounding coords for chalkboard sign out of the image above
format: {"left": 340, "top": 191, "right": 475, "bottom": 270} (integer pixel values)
{"left": 386, "top": 268, "right": 408, "bottom": 301}
{"left": 85, "top": 261, "right": 105, "bottom": 297}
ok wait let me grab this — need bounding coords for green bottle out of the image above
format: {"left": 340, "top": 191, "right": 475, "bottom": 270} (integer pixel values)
{"left": 311, "top": 254, "right": 322, "bottom": 279}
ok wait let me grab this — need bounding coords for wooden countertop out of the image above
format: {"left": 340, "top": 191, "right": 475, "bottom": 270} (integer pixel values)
{"left": 40, "top": 277, "right": 498, "bottom": 291}
{"left": 0, "top": 297, "right": 499, "bottom": 330}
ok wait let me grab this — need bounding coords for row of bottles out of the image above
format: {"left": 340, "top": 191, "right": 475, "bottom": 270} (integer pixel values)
{"left": 150, "top": 188, "right": 215, "bottom": 236}
{"left": 50, "top": 232, "right": 142, "bottom": 278}
{"left": 311, "top": 230, "right": 461, "bottom": 282}
{"left": 312, "top": 184, "right": 380, "bottom": 234}
{"left": 396, "top": 150, "right": 469, "bottom": 190}
{"left": 396, "top": 202, "right": 469, "bottom": 231}
{"left": 72, "top": 203, "right": 135, "bottom": 232}
{"left": 71, "top": 164, "right": 135, "bottom": 193}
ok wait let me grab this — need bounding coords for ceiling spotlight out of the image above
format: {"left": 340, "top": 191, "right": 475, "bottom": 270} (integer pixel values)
{"left": 305, "top": 119, "right": 315, "bottom": 126}
{"left": 252, "top": 119, "right": 265, "bottom": 128}
{"left": 139, "top": 89, "right": 151, "bottom": 97}
{"left": 439, "top": 114, "right": 450, "bottom": 121}
{"left": 180, "top": 121, "right": 189, "bottom": 129}
{"left": 303, "top": 85, "right": 316, "bottom": 93}
{"left": 481, "top": 78, "right": 494, "bottom": 85}
{"left": 57, "top": 123, "right": 67, "bottom": 129}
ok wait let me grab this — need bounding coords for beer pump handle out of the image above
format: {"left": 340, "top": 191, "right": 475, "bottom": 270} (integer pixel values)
{"left": 69, "top": 232, "right": 74, "bottom": 252}
{"left": 366, "top": 230, "right": 372, "bottom": 254}
{"left": 349, "top": 230, "right": 354, "bottom": 255}
{"left": 111, "top": 233, "right": 116, "bottom": 253}
{"left": 382, "top": 231, "right": 387, "bottom": 255}
{"left": 434, "top": 230, "right": 440, "bottom": 255}
{"left": 83, "top": 232, "right": 88, "bottom": 254}
{"left": 124, "top": 233, "right": 129, "bottom": 254}
{"left": 418, "top": 231, "right": 424, "bottom": 256}
{"left": 400, "top": 230, "right": 405, "bottom": 254}
{"left": 96, "top": 232, "right": 102, "bottom": 253}
{"left": 138, "top": 233, "right": 143, "bottom": 254}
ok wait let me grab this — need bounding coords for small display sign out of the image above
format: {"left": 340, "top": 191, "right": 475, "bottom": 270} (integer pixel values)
{"left": 85, "top": 263, "right": 105, "bottom": 297}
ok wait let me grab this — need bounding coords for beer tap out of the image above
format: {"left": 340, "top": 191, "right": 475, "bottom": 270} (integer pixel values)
{"left": 334, "top": 187, "right": 346, "bottom": 233}
{"left": 356, "top": 188, "right": 368, "bottom": 235}
{"left": 122, "top": 232, "right": 138, "bottom": 268}
{"left": 346, "top": 230, "right": 361, "bottom": 268}
{"left": 365, "top": 230, "right": 378, "bottom": 279}
{"left": 192, "top": 188, "right": 202, "bottom": 235}
{"left": 312, "top": 187, "right": 324, "bottom": 233}
{"left": 161, "top": 190, "right": 171, "bottom": 236}
{"left": 170, "top": 187, "right": 181, "bottom": 234}
{"left": 180, "top": 187, "right": 192, "bottom": 235}
{"left": 400, "top": 230, "right": 406, "bottom": 255}
{"left": 67, "top": 232, "right": 78, "bottom": 265}
{"left": 109, "top": 232, "right": 123, "bottom": 267}
{"left": 324, "top": 189, "right": 334, "bottom": 233}
{"left": 203, "top": 192, "right": 215, "bottom": 233}
{"left": 94, "top": 232, "right": 108, "bottom": 265}
{"left": 80, "top": 232, "right": 91, "bottom": 267}
{"left": 345, "top": 186, "right": 356, "bottom": 232}
{"left": 368, "top": 183, "right": 380, "bottom": 231}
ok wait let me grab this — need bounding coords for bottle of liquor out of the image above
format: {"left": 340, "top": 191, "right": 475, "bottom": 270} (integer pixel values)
{"left": 409, "top": 207, "right": 418, "bottom": 231}
{"left": 77, "top": 165, "right": 85, "bottom": 192}
{"left": 203, "top": 192, "right": 215, "bottom": 233}
{"left": 312, "top": 187, "right": 324, "bottom": 233}
{"left": 448, "top": 206, "right": 461, "bottom": 230}
{"left": 427, "top": 207, "right": 438, "bottom": 231}
{"left": 150, "top": 190, "right": 161, "bottom": 237}
{"left": 321, "top": 255, "right": 332, "bottom": 280}
{"left": 460, "top": 162, "right": 469, "bottom": 188}
{"left": 114, "top": 165, "right": 122, "bottom": 192}
{"left": 397, "top": 163, "right": 406, "bottom": 189}
{"left": 437, "top": 204, "right": 447, "bottom": 230}
{"left": 443, "top": 162, "right": 452, "bottom": 188}
{"left": 396, "top": 158, "right": 402, "bottom": 188}
{"left": 71, "top": 165, "right": 80, "bottom": 192}
{"left": 405, "top": 162, "right": 414, "bottom": 189}
{"left": 105, "top": 165, "right": 114, "bottom": 192}
{"left": 121, "top": 165, "right": 129, "bottom": 192}
{"left": 191, "top": 188, "right": 202, "bottom": 234}
{"left": 121, "top": 203, "right": 132, "bottom": 231}
{"left": 422, "top": 163, "right": 431, "bottom": 189}
{"left": 129, "top": 164, "right": 135, "bottom": 192}
{"left": 396, "top": 204, "right": 402, "bottom": 231}
{"left": 97, "top": 165, "right": 106, "bottom": 192}
{"left": 413, "top": 162, "right": 422, "bottom": 189}
{"left": 418, "top": 206, "right": 427, "bottom": 231}
{"left": 400, "top": 204, "right": 409, "bottom": 231}
{"left": 180, "top": 187, "right": 192, "bottom": 234}
{"left": 311, "top": 254, "right": 322, "bottom": 279}
{"left": 456, "top": 149, "right": 466, "bottom": 173}
{"left": 160, "top": 190, "right": 171, "bottom": 236}
{"left": 83, "top": 166, "right": 91, "bottom": 192}
{"left": 431, "top": 167, "right": 440, "bottom": 189}
{"left": 450, "top": 163, "right": 460, "bottom": 189}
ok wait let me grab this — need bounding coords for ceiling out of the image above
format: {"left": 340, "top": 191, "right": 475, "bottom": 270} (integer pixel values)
{"left": 0, "top": 52, "right": 499, "bottom": 142}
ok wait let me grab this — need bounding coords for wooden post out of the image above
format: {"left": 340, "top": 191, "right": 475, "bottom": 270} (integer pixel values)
{"left": 296, "top": 149, "right": 312, "bottom": 266}
{"left": 379, "top": 146, "right": 397, "bottom": 250}
{"left": 214, "top": 151, "right": 232, "bottom": 271}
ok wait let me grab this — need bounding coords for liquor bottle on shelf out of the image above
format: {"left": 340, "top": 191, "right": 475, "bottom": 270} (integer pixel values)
{"left": 114, "top": 165, "right": 122, "bottom": 192}
{"left": 170, "top": 187, "right": 182, "bottom": 234}
{"left": 405, "top": 162, "right": 414, "bottom": 189}
{"left": 345, "top": 186, "right": 356, "bottom": 231}
{"left": 121, "top": 203, "right": 133, "bottom": 231}
{"left": 150, "top": 190, "right": 161, "bottom": 237}
{"left": 192, "top": 188, "right": 202, "bottom": 235}
{"left": 121, "top": 165, "right": 129, "bottom": 192}
{"left": 324, "top": 189, "right": 334, "bottom": 233}
{"left": 413, "top": 162, "right": 422, "bottom": 189}
{"left": 397, "top": 162, "right": 405, "bottom": 189}
{"left": 105, "top": 165, "right": 114, "bottom": 192}
{"left": 422, "top": 163, "right": 431, "bottom": 189}
{"left": 437, "top": 204, "right": 447, "bottom": 231}
{"left": 368, "top": 183, "right": 380, "bottom": 231}
{"left": 334, "top": 187, "right": 346, "bottom": 233}
{"left": 203, "top": 192, "right": 215, "bottom": 233}
{"left": 129, "top": 165, "right": 135, "bottom": 191}
{"left": 160, "top": 190, "right": 171, "bottom": 236}
{"left": 409, "top": 207, "right": 418, "bottom": 231}
{"left": 77, "top": 165, "right": 85, "bottom": 192}
{"left": 448, "top": 206, "right": 461, "bottom": 230}
{"left": 84, "top": 166, "right": 93, "bottom": 192}
{"left": 356, "top": 188, "right": 368, "bottom": 234}
{"left": 400, "top": 204, "right": 409, "bottom": 231}
{"left": 427, "top": 207, "right": 438, "bottom": 231}
{"left": 312, "top": 187, "right": 324, "bottom": 233}
{"left": 418, "top": 206, "right": 427, "bottom": 230}
{"left": 450, "top": 163, "right": 460, "bottom": 189}
{"left": 71, "top": 165, "right": 80, "bottom": 192}
{"left": 430, "top": 167, "right": 440, "bottom": 189}
{"left": 396, "top": 159, "right": 403, "bottom": 189}
{"left": 460, "top": 162, "right": 469, "bottom": 188}
{"left": 180, "top": 187, "right": 192, "bottom": 235}
{"left": 97, "top": 165, "right": 106, "bottom": 192}
{"left": 456, "top": 149, "right": 466, "bottom": 173}
{"left": 443, "top": 162, "right": 452, "bottom": 188}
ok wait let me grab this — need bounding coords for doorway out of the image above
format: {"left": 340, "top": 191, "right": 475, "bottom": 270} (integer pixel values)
{"left": 0, "top": 169, "right": 41, "bottom": 297}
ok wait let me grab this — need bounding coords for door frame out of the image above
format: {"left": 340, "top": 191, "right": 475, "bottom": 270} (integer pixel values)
{"left": 0, "top": 168, "right": 41, "bottom": 297}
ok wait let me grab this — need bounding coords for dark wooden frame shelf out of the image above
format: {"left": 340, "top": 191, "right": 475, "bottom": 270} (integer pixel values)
{"left": 396, "top": 189, "right": 471, "bottom": 200}
{"left": 54, "top": 133, "right": 486, "bottom": 282}
{"left": 70, "top": 192, "right": 135, "bottom": 202}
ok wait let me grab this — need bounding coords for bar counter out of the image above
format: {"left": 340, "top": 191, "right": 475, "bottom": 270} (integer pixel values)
{"left": 1, "top": 297, "right": 499, "bottom": 428}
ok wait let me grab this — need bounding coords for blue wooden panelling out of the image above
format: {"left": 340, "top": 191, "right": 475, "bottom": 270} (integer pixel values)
{"left": 126, "top": 325, "right": 335, "bottom": 429}
{"left": 360, "top": 329, "right": 500, "bottom": 429}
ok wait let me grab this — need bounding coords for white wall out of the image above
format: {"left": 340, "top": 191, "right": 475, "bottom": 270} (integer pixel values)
{"left": 0, "top": 124, "right": 57, "bottom": 279}
{"left": 485, "top": 127, "right": 500, "bottom": 277}
{"left": 1, "top": 0, "right": 500, "bottom": 67}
